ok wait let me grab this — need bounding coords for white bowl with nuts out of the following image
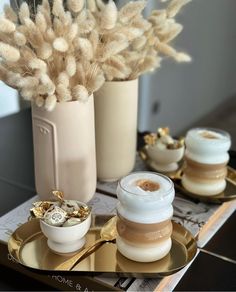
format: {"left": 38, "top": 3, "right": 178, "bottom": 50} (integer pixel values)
{"left": 33, "top": 199, "right": 91, "bottom": 254}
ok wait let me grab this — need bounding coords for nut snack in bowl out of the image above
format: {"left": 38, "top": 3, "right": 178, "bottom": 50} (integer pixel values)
{"left": 182, "top": 128, "right": 231, "bottom": 196}
{"left": 31, "top": 191, "right": 91, "bottom": 254}
{"left": 116, "top": 172, "right": 174, "bottom": 262}
{"left": 144, "top": 128, "right": 185, "bottom": 172}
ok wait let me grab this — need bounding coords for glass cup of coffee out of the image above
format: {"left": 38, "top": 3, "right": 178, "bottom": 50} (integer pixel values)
{"left": 116, "top": 172, "right": 175, "bottom": 262}
{"left": 182, "top": 128, "right": 231, "bottom": 196}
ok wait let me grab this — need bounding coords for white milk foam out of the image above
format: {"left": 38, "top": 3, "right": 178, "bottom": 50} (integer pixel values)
{"left": 117, "top": 172, "right": 174, "bottom": 223}
{"left": 185, "top": 128, "right": 231, "bottom": 164}
{"left": 120, "top": 172, "right": 172, "bottom": 198}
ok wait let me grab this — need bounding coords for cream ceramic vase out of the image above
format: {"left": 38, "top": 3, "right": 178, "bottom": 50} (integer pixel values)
{"left": 31, "top": 96, "right": 96, "bottom": 202}
{"left": 94, "top": 79, "right": 138, "bottom": 182}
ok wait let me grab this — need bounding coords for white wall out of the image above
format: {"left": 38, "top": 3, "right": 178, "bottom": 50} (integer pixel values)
{"left": 138, "top": 0, "right": 236, "bottom": 135}
{"left": 0, "top": 0, "right": 19, "bottom": 118}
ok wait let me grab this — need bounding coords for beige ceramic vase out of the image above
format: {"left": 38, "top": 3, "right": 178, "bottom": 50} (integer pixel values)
{"left": 94, "top": 79, "right": 138, "bottom": 182}
{"left": 31, "top": 96, "right": 96, "bottom": 202}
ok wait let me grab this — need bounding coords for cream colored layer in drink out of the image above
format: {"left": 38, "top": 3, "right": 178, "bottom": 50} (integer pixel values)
{"left": 184, "top": 157, "right": 228, "bottom": 183}
{"left": 117, "top": 214, "right": 172, "bottom": 246}
{"left": 182, "top": 174, "right": 226, "bottom": 196}
{"left": 116, "top": 236, "right": 172, "bottom": 262}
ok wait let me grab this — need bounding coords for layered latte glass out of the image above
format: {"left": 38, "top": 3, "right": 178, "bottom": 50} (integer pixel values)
{"left": 182, "top": 128, "right": 231, "bottom": 196}
{"left": 116, "top": 172, "right": 174, "bottom": 262}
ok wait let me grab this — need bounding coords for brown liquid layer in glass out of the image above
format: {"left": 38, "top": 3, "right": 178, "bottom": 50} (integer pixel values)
{"left": 184, "top": 157, "right": 227, "bottom": 182}
{"left": 117, "top": 214, "right": 172, "bottom": 245}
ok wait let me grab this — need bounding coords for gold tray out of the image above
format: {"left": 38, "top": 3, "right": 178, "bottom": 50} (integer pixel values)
{"left": 140, "top": 148, "right": 236, "bottom": 204}
{"left": 8, "top": 217, "right": 197, "bottom": 277}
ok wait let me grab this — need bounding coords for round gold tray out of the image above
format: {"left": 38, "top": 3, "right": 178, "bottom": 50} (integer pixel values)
{"left": 139, "top": 148, "right": 236, "bottom": 204}
{"left": 8, "top": 217, "right": 197, "bottom": 277}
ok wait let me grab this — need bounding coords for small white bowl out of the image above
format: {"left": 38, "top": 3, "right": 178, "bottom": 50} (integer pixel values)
{"left": 146, "top": 144, "right": 184, "bottom": 172}
{"left": 40, "top": 212, "right": 91, "bottom": 254}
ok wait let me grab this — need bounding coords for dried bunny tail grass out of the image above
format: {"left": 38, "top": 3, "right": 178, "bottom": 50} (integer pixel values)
{"left": 19, "top": 2, "right": 30, "bottom": 24}
{"left": 20, "top": 46, "right": 36, "bottom": 61}
{"left": 167, "top": 0, "right": 191, "bottom": 18}
{"left": 0, "top": 42, "right": 20, "bottom": 62}
{"left": 57, "top": 71, "right": 70, "bottom": 87}
{"left": 42, "top": 0, "right": 51, "bottom": 11}
{"left": 105, "top": 32, "right": 126, "bottom": 43}
{"left": 175, "top": 52, "right": 192, "bottom": 62}
{"left": 87, "top": 72, "right": 105, "bottom": 93}
{"left": 21, "top": 87, "right": 35, "bottom": 100}
{"left": 38, "top": 76, "right": 56, "bottom": 96}
{"left": 119, "top": 27, "right": 144, "bottom": 41}
{"left": 96, "top": 0, "right": 105, "bottom": 10}
{"left": 67, "top": 23, "right": 78, "bottom": 42}
{"left": 100, "top": 0, "right": 118, "bottom": 30}
{"left": 122, "top": 50, "right": 142, "bottom": 63}
{"left": 100, "top": 40, "right": 129, "bottom": 61}
{"left": 76, "top": 38, "right": 93, "bottom": 60}
{"left": 35, "top": 12, "right": 47, "bottom": 33}
{"left": 64, "top": 11, "right": 73, "bottom": 26}
{"left": 29, "top": 58, "right": 47, "bottom": 72}
{"left": 67, "top": 0, "right": 85, "bottom": 13}
{"left": 56, "top": 83, "right": 72, "bottom": 101}
{"left": 87, "top": 0, "right": 97, "bottom": 12}
{"left": 136, "top": 55, "right": 160, "bottom": 74}
{"left": 35, "top": 96, "right": 45, "bottom": 107}
{"left": 4, "top": 5, "right": 18, "bottom": 23}
{"left": 78, "top": 19, "right": 95, "bottom": 34}
{"left": 72, "top": 85, "right": 89, "bottom": 101}
{"left": 45, "top": 95, "right": 57, "bottom": 111}
{"left": 0, "top": 64, "right": 8, "bottom": 81}
{"left": 105, "top": 55, "right": 127, "bottom": 72}
{"left": 14, "top": 32, "right": 27, "bottom": 46}
{"left": 76, "top": 63, "right": 86, "bottom": 85}
{"left": 53, "top": 37, "right": 69, "bottom": 52}
{"left": 119, "top": 0, "right": 147, "bottom": 24}
{"left": 159, "top": 23, "right": 183, "bottom": 43}
{"left": 155, "top": 40, "right": 178, "bottom": 58}
{"left": 53, "top": 18, "right": 64, "bottom": 36}
{"left": 52, "top": 0, "right": 66, "bottom": 19}
{"left": 0, "top": 17, "right": 16, "bottom": 33}
{"left": 132, "top": 17, "right": 151, "bottom": 31}
{"left": 37, "top": 42, "right": 53, "bottom": 60}
{"left": 45, "top": 28, "right": 56, "bottom": 42}
{"left": 24, "top": 18, "right": 45, "bottom": 47}
{"left": 102, "top": 63, "right": 130, "bottom": 81}
{"left": 148, "top": 10, "right": 167, "bottom": 27}
{"left": 7, "top": 72, "right": 21, "bottom": 86}
{"left": 89, "top": 30, "right": 99, "bottom": 53}
{"left": 66, "top": 55, "right": 76, "bottom": 77}
{"left": 16, "top": 76, "right": 39, "bottom": 88}
{"left": 76, "top": 9, "right": 87, "bottom": 24}
{"left": 85, "top": 63, "right": 104, "bottom": 89}
{"left": 38, "top": 6, "right": 52, "bottom": 27}
{"left": 132, "top": 36, "right": 147, "bottom": 50}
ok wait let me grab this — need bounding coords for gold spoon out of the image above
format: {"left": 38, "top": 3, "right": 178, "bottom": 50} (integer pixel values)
{"left": 56, "top": 216, "right": 117, "bottom": 271}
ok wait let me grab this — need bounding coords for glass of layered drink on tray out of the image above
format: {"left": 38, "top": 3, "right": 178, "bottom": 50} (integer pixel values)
{"left": 182, "top": 128, "right": 231, "bottom": 196}
{"left": 116, "top": 172, "right": 174, "bottom": 262}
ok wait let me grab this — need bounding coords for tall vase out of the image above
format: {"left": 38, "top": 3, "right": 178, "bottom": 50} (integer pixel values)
{"left": 94, "top": 79, "right": 138, "bottom": 182}
{"left": 31, "top": 96, "right": 96, "bottom": 202}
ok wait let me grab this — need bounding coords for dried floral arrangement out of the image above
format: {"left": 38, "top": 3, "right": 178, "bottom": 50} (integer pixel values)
{"left": 0, "top": 0, "right": 105, "bottom": 110}
{"left": 86, "top": 0, "right": 192, "bottom": 81}
{"left": 0, "top": 0, "right": 191, "bottom": 110}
